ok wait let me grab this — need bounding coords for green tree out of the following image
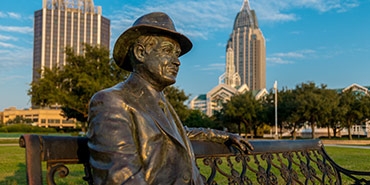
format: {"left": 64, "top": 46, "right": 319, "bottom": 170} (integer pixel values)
{"left": 318, "top": 88, "right": 340, "bottom": 138}
{"left": 294, "top": 82, "right": 328, "bottom": 138}
{"left": 28, "top": 67, "right": 61, "bottom": 107}
{"left": 5, "top": 116, "right": 32, "bottom": 125}
{"left": 163, "top": 86, "right": 191, "bottom": 122}
{"left": 339, "top": 90, "right": 367, "bottom": 140}
{"left": 183, "top": 109, "right": 219, "bottom": 129}
{"left": 221, "top": 91, "right": 262, "bottom": 137}
{"left": 29, "top": 44, "right": 129, "bottom": 129}
{"left": 359, "top": 95, "right": 370, "bottom": 124}
{"left": 278, "top": 88, "right": 302, "bottom": 139}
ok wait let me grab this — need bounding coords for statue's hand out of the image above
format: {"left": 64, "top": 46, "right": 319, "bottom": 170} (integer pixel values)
{"left": 227, "top": 134, "right": 254, "bottom": 154}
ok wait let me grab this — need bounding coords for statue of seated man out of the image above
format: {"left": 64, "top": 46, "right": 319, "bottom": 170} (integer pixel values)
{"left": 86, "top": 12, "right": 253, "bottom": 185}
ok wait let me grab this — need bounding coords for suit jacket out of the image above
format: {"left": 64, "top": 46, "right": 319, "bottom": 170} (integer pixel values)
{"left": 87, "top": 73, "right": 209, "bottom": 185}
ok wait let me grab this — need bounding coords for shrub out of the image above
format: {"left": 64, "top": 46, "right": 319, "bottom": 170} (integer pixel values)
{"left": 0, "top": 124, "right": 57, "bottom": 133}
{"left": 0, "top": 127, "right": 7, "bottom": 132}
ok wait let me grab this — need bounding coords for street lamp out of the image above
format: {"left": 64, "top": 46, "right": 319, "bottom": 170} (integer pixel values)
{"left": 274, "top": 81, "right": 278, "bottom": 140}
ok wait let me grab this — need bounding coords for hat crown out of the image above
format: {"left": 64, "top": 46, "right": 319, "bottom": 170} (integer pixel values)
{"left": 113, "top": 12, "right": 192, "bottom": 72}
{"left": 133, "top": 12, "right": 176, "bottom": 31}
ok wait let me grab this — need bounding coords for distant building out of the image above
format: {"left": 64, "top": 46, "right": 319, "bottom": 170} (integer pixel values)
{"left": 1, "top": 107, "right": 76, "bottom": 128}
{"left": 188, "top": 95, "right": 207, "bottom": 114}
{"left": 190, "top": 0, "right": 267, "bottom": 116}
{"left": 32, "top": 0, "right": 110, "bottom": 82}
{"left": 224, "top": 0, "right": 266, "bottom": 91}
{"left": 189, "top": 84, "right": 268, "bottom": 117}
{"left": 340, "top": 83, "right": 369, "bottom": 95}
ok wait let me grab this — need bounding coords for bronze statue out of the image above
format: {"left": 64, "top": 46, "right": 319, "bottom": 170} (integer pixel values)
{"left": 87, "top": 12, "right": 253, "bottom": 185}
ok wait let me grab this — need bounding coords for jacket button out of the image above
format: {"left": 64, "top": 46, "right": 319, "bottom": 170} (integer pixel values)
{"left": 183, "top": 172, "right": 191, "bottom": 183}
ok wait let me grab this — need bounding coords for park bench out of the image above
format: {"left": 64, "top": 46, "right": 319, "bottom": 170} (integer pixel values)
{"left": 19, "top": 134, "right": 370, "bottom": 185}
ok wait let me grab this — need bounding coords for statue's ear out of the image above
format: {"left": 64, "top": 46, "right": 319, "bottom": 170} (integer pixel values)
{"left": 133, "top": 44, "right": 145, "bottom": 63}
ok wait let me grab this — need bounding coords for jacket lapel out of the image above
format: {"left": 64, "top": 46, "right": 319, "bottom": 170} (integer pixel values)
{"left": 123, "top": 74, "right": 187, "bottom": 149}
{"left": 145, "top": 102, "right": 187, "bottom": 149}
{"left": 165, "top": 100, "right": 193, "bottom": 153}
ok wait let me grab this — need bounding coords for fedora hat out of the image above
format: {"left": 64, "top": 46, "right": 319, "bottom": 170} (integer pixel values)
{"left": 113, "top": 12, "right": 193, "bottom": 71}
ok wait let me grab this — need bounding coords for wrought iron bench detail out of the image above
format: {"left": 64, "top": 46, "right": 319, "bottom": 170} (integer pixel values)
{"left": 19, "top": 134, "right": 370, "bottom": 185}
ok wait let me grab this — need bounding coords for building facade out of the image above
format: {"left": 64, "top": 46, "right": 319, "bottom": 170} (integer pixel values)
{"left": 225, "top": 0, "right": 266, "bottom": 90}
{"left": 189, "top": 84, "right": 268, "bottom": 117}
{"left": 1, "top": 107, "right": 76, "bottom": 128}
{"left": 33, "top": 0, "right": 110, "bottom": 82}
{"left": 190, "top": 0, "right": 267, "bottom": 116}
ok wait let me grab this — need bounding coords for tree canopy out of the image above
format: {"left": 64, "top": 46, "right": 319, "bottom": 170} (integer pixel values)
{"left": 221, "top": 91, "right": 263, "bottom": 136}
{"left": 163, "top": 85, "right": 192, "bottom": 122}
{"left": 28, "top": 44, "right": 130, "bottom": 123}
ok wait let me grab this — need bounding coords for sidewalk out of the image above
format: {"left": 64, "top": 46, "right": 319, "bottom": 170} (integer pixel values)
{"left": 0, "top": 143, "right": 19, "bottom": 146}
{"left": 321, "top": 139, "right": 370, "bottom": 145}
{"left": 324, "top": 144, "right": 370, "bottom": 149}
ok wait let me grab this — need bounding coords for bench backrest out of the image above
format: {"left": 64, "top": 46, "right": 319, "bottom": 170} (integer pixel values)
{"left": 19, "top": 134, "right": 370, "bottom": 185}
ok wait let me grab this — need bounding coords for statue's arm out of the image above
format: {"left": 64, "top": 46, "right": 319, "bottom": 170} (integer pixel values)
{"left": 185, "top": 127, "right": 229, "bottom": 143}
{"left": 185, "top": 127, "right": 253, "bottom": 153}
{"left": 87, "top": 91, "right": 148, "bottom": 185}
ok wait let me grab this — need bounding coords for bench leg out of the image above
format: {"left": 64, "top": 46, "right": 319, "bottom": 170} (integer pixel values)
{"left": 20, "top": 134, "right": 43, "bottom": 185}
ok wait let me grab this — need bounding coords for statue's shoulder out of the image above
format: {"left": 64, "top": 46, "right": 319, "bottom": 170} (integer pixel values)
{"left": 91, "top": 82, "right": 127, "bottom": 102}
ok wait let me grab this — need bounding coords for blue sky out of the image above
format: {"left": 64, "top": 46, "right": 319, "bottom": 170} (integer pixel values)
{"left": 1, "top": 0, "right": 370, "bottom": 110}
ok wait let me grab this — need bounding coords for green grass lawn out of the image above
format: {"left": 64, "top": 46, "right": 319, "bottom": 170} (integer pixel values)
{"left": 325, "top": 146, "right": 370, "bottom": 172}
{"left": 0, "top": 133, "right": 74, "bottom": 138}
{"left": 0, "top": 133, "right": 74, "bottom": 144}
{"left": 1, "top": 144, "right": 370, "bottom": 184}
{"left": 0, "top": 146, "right": 86, "bottom": 185}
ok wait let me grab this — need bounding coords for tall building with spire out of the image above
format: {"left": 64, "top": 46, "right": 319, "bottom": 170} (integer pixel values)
{"left": 32, "top": 0, "right": 110, "bottom": 82}
{"left": 225, "top": 0, "right": 266, "bottom": 90}
{"left": 189, "top": 0, "right": 267, "bottom": 116}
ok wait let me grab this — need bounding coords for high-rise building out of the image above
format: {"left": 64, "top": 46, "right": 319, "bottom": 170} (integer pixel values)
{"left": 32, "top": 0, "right": 110, "bottom": 82}
{"left": 225, "top": 0, "right": 266, "bottom": 90}
{"left": 190, "top": 0, "right": 267, "bottom": 116}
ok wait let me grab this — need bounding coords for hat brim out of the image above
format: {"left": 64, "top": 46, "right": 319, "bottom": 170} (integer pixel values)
{"left": 113, "top": 25, "right": 193, "bottom": 72}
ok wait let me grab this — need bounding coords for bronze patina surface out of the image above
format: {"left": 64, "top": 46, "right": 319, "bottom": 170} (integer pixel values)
{"left": 86, "top": 12, "right": 253, "bottom": 185}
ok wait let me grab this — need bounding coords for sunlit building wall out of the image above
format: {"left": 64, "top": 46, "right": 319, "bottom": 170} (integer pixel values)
{"left": 32, "top": 0, "right": 110, "bottom": 82}
{"left": 226, "top": 0, "right": 266, "bottom": 90}
{"left": 1, "top": 107, "right": 76, "bottom": 128}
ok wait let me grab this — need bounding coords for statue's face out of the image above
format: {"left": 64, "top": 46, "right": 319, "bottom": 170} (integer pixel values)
{"left": 143, "top": 36, "right": 181, "bottom": 88}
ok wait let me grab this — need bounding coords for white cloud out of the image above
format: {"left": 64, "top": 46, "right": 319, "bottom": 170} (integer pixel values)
{"left": 0, "top": 26, "right": 33, "bottom": 34}
{"left": 0, "top": 34, "right": 18, "bottom": 41}
{"left": 7, "top": 12, "right": 22, "bottom": 19}
{"left": 0, "top": 41, "right": 17, "bottom": 48}
{"left": 108, "top": 0, "right": 359, "bottom": 43}
{"left": 200, "top": 63, "right": 225, "bottom": 71}
{"left": 0, "top": 11, "right": 25, "bottom": 20}
{"left": 109, "top": 0, "right": 241, "bottom": 41}
{"left": 250, "top": 0, "right": 359, "bottom": 22}
{"left": 273, "top": 50, "right": 315, "bottom": 58}
{"left": 0, "top": 48, "right": 32, "bottom": 69}
{"left": 0, "top": 12, "right": 6, "bottom": 18}
{"left": 273, "top": 52, "right": 304, "bottom": 58}
{"left": 290, "top": 31, "right": 302, "bottom": 35}
{"left": 267, "top": 57, "right": 293, "bottom": 64}
{"left": 268, "top": 49, "right": 316, "bottom": 64}
{"left": 217, "top": 43, "right": 226, "bottom": 47}
{"left": 0, "top": 75, "right": 26, "bottom": 81}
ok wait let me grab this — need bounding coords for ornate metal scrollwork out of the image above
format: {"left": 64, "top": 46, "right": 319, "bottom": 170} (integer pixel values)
{"left": 197, "top": 147, "right": 350, "bottom": 185}
{"left": 47, "top": 163, "right": 69, "bottom": 185}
